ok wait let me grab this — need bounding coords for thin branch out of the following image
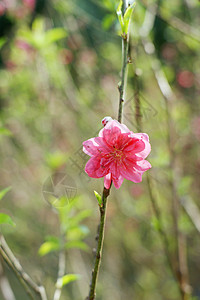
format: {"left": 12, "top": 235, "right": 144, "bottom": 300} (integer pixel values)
{"left": 53, "top": 235, "right": 66, "bottom": 300}
{"left": 87, "top": 188, "right": 110, "bottom": 300}
{"left": 0, "top": 247, "right": 35, "bottom": 300}
{"left": 132, "top": 61, "right": 176, "bottom": 283}
{"left": 139, "top": 3, "right": 191, "bottom": 299}
{"left": 181, "top": 196, "right": 200, "bottom": 234}
{"left": 118, "top": 35, "right": 129, "bottom": 123}
{"left": 0, "top": 235, "right": 48, "bottom": 300}
{"left": 87, "top": 1, "right": 131, "bottom": 298}
{"left": 140, "top": 0, "right": 200, "bottom": 42}
{"left": 118, "top": 0, "right": 129, "bottom": 123}
{"left": 0, "top": 259, "right": 16, "bottom": 300}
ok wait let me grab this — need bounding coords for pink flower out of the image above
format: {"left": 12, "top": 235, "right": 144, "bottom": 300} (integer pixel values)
{"left": 82, "top": 119, "right": 151, "bottom": 189}
{"left": 23, "top": 0, "right": 35, "bottom": 11}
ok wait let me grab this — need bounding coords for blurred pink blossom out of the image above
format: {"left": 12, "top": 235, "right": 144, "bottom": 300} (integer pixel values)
{"left": 23, "top": 0, "right": 35, "bottom": 11}
{"left": 15, "top": 39, "right": 33, "bottom": 52}
{"left": 5, "top": 60, "right": 17, "bottom": 70}
{"left": 192, "top": 116, "right": 200, "bottom": 141}
{"left": 83, "top": 119, "right": 151, "bottom": 189}
{"left": 177, "top": 70, "right": 194, "bottom": 88}
{"left": 0, "top": 1, "right": 6, "bottom": 16}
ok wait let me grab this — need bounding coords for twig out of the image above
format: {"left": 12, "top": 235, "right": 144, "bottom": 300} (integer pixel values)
{"left": 118, "top": 0, "right": 129, "bottom": 123}
{"left": 0, "top": 235, "right": 48, "bottom": 300}
{"left": 87, "top": 188, "right": 110, "bottom": 300}
{"left": 0, "top": 247, "right": 35, "bottom": 300}
{"left": 181, "top": 196, "right": 200, "bottom": 234}
{"left": 87, "top": 2, "right": 131, "bottom": 298}
{"left": 53, "top": 234, "right": 66, "bottom": 300}
{"left": 139, "top": 3, "right": 191, "bottom": 299}
{"left": 131, "top": 61, "right": 176, "bottom": 282}
{"left": 140, "top": 0, "right": 200, "bottom": 42}
{"left": 118, "top": 34, "right": 129, "bottom": 123}
{"left": 0, "top": 259, "right": 16, "bottom": 300}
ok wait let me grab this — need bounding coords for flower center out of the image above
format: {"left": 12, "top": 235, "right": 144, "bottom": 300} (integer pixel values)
{"left": 112, "top": 148, "right": 124, "bottom": 160}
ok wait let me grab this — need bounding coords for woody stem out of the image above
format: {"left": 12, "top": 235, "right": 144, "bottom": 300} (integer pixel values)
{"left": 87, "top": 188, "right": 110, "bottom": 300}
{"left": 118, "top": 19, "right": 129, "bottom": 121}
{"left": 87, "top": 1, "right": 130, "bottom": 299}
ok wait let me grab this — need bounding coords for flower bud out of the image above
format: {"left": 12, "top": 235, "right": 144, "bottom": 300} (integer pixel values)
{"left": 101, "top": 116, "right": 113, "bottom": 127}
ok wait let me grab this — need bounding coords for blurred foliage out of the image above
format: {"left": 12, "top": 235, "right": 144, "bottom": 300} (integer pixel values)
{"left": 0, "top": 0, "right": 200, "bottom": 299}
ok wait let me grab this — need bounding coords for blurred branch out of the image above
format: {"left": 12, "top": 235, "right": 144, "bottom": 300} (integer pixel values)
{"left": 181, "top": 196, "right": 200, "bottom": 234}
{"left": 139, "top": 4, "right": 191, "bottom": 299}
{"left": 0, "top": 235, "right": 48, "bottom": 300}
{"left": 140, "top": 0, "right": 200, "bottom": 42}
{"left": 132, "top": 63, "right": 176, "bottom": 282}
{"left": 0, "top": 244, "right": 35, "bottom": 300}
{"left": 0, "top": 259, "right": 16, "bottom": 300}
{"left": 53, "top": 234, "right": 66, "bottom": 300}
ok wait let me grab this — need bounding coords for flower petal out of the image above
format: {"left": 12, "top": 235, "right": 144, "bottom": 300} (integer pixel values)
{"left": 112, "top": 175, "right": 124, "bottom": 189}
{"left": 121, "top": 161, "right": 143, "bottom": 183}
{"left": 134, "top": 160, "right": 152, "bottom": 171}
{"left": 83, "top": 138, "right": 100, "bottom": 156}
{"left": 130, "top": 133, "right": 151, "bottom": 158}
{"left": 103, "top": 126, "right": 121, "bottom": 146}
{"left": 124, "top": 139, "right": 145, "bottom": 153}
{"left": 104, "top": 173, "right": 112, "bottom": 189}
{"left": 133, "top": 133, "right": 149, "bottom": 142}
{"left": 85, "top": 157, "right": 109, "bottom": 178}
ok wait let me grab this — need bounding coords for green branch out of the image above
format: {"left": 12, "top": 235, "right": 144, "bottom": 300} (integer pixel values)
{"left": 87, "top": 1, "right": 133, "bottom": 299}
{"left": 118, "top": 34, "right": 129, "bottom": 123}
{"left": 87, "top": 188, "right": 110, "bottom": 300}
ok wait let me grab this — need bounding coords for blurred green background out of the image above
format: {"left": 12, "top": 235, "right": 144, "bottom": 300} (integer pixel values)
{"left": 0, "top": 0, "right": 200, "bottom": 299}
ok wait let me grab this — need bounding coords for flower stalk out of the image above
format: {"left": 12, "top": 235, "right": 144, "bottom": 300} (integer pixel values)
{"left": 87, "top": 1, "right": 134, "bottom": 299}
{"left": 118, "top": 34, "right": 129, "bottom": 123}
{"left": 87, "top": 188, "right": 110, "bottom": 300}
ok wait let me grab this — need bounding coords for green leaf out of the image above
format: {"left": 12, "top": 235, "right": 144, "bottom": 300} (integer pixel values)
{"left": 94, "top": 191, "right": 102, "bottom": 207}
{"left": 38, "top": 239, "right": 60, "bottom": 256}
{"left": 68, "top": 210, "right": 91, "bottom": 227}
{"left": 45, "top": 151, "right": 67, "bottom": 170}
{"left": 116, "top": 0, "right": 124, "bottom": 33}
{"left": 67, "top": 225, "right": 89, "bottom": 241}
{"left": 56, "top": 274, "right": 80, "bottom": 288}
{"left": 0, "top": 127, "right": 12, "bottom": 136}
{"left": 102, "top": 14, "right": 115, "bottom": 30}
{"left": 0, "top": 187, "right": 11, "bottom": 201}
{"left": 65, "top": 240, "right": 89, "bottom": 251}
{"left": 45, "top": 28, "right": 67, "bottom": 45}
{"left": 151, "top": 216, "right": 161, "bottom": 232}
{"left": 0, "top": 38, "right": 6, "bottom": 49}
{"left": 0, "top": 213, "right": 15, "bottom": 227}
{"left": 123, "top": 1, "right": 136, "bottom": 34}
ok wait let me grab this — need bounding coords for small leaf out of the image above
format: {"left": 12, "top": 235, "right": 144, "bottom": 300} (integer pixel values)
{"left": 69, "top": 210, "right": 91, "bottom": 227}
{"left": 56, "top": 274, "right": 80, "bottom": 288}
{"left": 0, "top": 127, "right": 12, "bottom": 136}
{"left": 0, "top": 213, "right": 15, "bottom": 227}
{"left": 67, "top": 225, "right": 89, "bottom": 241}
{"left": 0, "top": 38, "right": 6, "bottom": 49}
{"left": 45, "top": 28, "right": 67, "bottom": 45}
{"left": 0, "top": 187, "right": 11, "bottom": 201}
{"left": 65, "top": 240, "right": 89, "bottom": 251}
{"left": 151, "top": 216, "right": 161, "bottom": 232}
{"left": 123, "top": 1, "right": 136, "bottom": 34}
{"left": 102, "top": 14, "right": 115, "bottom": 30}
{"left": 38, "top": 240, "right": 60, "bottom": 256}
{"left": 94, "top": 191, "right": 102, "bottom": 207}
{"left": 116, "top": 0, "right": 124, "bottom": 33}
